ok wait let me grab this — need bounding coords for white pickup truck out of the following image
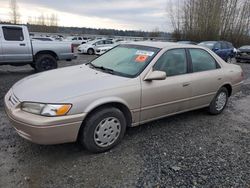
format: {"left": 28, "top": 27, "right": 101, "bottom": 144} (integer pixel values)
{"left": 0, "top": 24, "right": 76, "bottom": 72}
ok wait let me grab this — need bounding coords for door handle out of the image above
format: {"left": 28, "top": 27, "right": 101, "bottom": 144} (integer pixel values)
{"left": 19, "top": 43, "right": 26, "bottom": 46}
{"left": 183, "top": 82, "right": 191, "bottom": 87}
{"left": 218, "top": 78, "right": 222, "bottom": 80}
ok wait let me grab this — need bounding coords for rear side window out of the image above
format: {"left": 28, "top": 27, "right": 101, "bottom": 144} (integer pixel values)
{"left": 95, "top": 40, "right": 105, "bottom": 45}
{"left": 189, "top": 49, "right": 218, "bottom": 72}
{"left": 226, "top": 42, "right": 233, "bottom": 48}
{"left": 105, "top": 40, "right": 113, "bottom": 44}
{"left": 221, "top": 42, "right": 228, "bottom": 49}
{"left": 214, "top": 42, "right": 221, "bottom": 49}
{"left": 2, "top": 27, "right": 24, "bottom": 41}
{"left": 154, "top": 49, "right": 187, "bottom": 77}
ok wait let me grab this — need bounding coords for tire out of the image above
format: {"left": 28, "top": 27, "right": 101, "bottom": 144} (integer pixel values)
{"left": 79, "top": 107, "right": 127, "bottom": 153}
{"left": 87, "top": 48, "right": 94, "bottom": 55}
{"left": 209, "top": 87, "right": 229, "bottom": 115}
{"left": 29, "top": 63, "right": 35, "bottom": 69}
{"left": 34, "top": 54, "right": 57, "bottom": 72}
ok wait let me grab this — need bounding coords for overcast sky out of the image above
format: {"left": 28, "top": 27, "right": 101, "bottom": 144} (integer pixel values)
{"left": 0, "top": 0, "right": 173, "bottom": 31}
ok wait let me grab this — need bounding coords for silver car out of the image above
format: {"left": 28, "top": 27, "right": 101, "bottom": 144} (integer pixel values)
{"left": 4, "top": 42, "right": 244, "bottom": 153}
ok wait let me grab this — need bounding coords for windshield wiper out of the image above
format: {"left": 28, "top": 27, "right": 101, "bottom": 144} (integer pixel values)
{"left": 88, "top": 63, "right": 115, "bottom": 74}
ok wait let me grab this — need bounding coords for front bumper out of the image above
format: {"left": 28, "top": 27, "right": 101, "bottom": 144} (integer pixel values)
{"left": 77, "top": 48, "right": 88, "bottom": 54}
{"left": 4, "top": 90, "right": 86, "bottom": 145}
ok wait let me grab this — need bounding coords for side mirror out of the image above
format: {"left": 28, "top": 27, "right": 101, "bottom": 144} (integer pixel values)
{"left": 144, "top": 70, "right": 166, "bottom": 81}
{"left": 213, "top": 48, "right": 219, "bottom": 52}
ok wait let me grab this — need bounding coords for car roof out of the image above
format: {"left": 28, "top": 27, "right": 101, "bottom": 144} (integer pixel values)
{"left": 125, "top": 41, "right": 198, "bottom": 49}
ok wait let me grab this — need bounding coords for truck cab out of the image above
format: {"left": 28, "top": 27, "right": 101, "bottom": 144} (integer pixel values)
{"left": 0, "top": 25, "right": 33, "bottom": 63}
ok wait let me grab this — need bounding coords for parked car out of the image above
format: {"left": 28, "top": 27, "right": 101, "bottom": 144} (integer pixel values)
{"left": 5, "top": 42, "right": 243, "bottom": 153}
{"left": 65, "top": 36, "right": 90, "bottom": 45}
{"left": 177, "top": 41, "right": 197, "bottom": 45}
{"left": 198, "top": 41, "right": 236, "bottom": 62}
{"left": 236, "top": 45, "right": 250, "bottom": 63}
{"left": 95, "top": 45, "right": 117, "bottom": 55}
{"left": 77, "top": 39, "right": 116, "bottom": 55}
{"left": 0, "top": 24, "right": 76, "bottom": 72}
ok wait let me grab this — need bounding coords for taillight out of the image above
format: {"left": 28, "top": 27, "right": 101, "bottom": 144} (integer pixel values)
{"left": 71, "top": 44, "right": 74, "bottom": 53}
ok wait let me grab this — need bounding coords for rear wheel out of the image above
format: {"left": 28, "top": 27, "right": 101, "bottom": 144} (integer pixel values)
{"left": 79, "top": 107, "right": 127, "bottom": 153}
{"left": 29, "top": 63, "right": 35, "bottom": 69}
{"left": 34, "top": 54, "right": 57, "bottom": 72}
{"left": 209, "top": 87, "right": 228, "bottom": 115}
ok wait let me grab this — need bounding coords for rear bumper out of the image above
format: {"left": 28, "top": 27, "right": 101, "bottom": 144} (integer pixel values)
{"left": 4, "top": 90, "right": 86, "bottom": 145}
{"left": 59, "top": 53, "right": 76, "bottom": 61}
{"left": 232, "top": 81, "right": 244, "bottom": 95}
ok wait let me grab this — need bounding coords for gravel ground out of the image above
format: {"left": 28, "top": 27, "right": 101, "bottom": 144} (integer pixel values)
{"left": 0, "top": 55, "right": 249, "bottom": 188}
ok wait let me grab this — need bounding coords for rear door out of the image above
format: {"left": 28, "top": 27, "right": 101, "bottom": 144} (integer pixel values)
{"left": 187, "top": 48, "right": 224, "bottom": 108}
{"left": 1, "top": 26, "right": 32, "bottom": 63}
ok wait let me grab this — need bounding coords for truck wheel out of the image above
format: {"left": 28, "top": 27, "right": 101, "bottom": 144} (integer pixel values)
{"left": 79, "top": 107, "right": 127, "bottom": 153}
{"left": 35, "top": 54, "right": 57, "bottom": 72}
{"left": 87, "top": 48, "right": 94, "bottom": 55}
{"left": 29, "top": 63, "right": 35, "bottom": 69}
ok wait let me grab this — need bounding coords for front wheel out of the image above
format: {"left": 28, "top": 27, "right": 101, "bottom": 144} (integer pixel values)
{"left": 209, "top": 87, "right": 229, "bottom": 115}
{"left": 79, "top": 107, "right": 127, "bottom": 153}
{"left": 87, "top": 48, "right": 94, "bottom": 55}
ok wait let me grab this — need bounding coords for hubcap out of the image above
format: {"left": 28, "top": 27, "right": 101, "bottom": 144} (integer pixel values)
{"left": 94, "top": 117, "right": 121, "bottom": 147}
{"left": 215, "top": 92, "right": 227, "bottom": 111}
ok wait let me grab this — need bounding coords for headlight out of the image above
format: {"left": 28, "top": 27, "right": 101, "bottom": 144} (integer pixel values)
{"left": 21, "top": 102, "right": 72, "bottom": 117}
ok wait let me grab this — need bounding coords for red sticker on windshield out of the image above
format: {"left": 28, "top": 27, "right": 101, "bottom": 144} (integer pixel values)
{"left": 135, "top": 55, "right": 148, "bottom": 63}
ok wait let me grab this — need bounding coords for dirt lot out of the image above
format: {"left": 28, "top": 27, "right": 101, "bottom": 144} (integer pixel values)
{"left": 0, "top": 55, "right": 249, "bottom": 188}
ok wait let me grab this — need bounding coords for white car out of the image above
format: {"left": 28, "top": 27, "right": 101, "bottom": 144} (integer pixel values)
{"left": 95, "top": 45, "right": 118, "bottom": 55}
{"left": 65, "top": 36, "right": 90, "bottom": 45}
{"left": 77, "top": 39, "right": 115, "bottom": 55}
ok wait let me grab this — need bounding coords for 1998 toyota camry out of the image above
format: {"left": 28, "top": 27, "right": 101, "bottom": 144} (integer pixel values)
{"left": 5, "top": 42, "right": 244, "bottom": 153}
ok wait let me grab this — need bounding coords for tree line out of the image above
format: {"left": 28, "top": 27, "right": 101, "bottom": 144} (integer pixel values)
{"left": 168, "top": 0, "right": 250, "bottom": 46}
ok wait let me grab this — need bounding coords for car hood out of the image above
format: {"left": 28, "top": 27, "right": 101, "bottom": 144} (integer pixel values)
{"left": 12, "top": 65, "right": 130, "bottom": 103}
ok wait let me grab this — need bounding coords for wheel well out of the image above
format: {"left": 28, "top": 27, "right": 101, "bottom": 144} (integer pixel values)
{"left": 34, "top": 51, "right": 58, "bottom": 61}
{"left": 83, "top": 103, "right": 132, "bottom": 127}
{"left": 77, "top": 102, "right": 132, "bottom": 142}
{"left": 222, "top": 84, "right": 232, "bottom": 97}
{"left": 88, "top": 48, "right": 94, "bottom": 52}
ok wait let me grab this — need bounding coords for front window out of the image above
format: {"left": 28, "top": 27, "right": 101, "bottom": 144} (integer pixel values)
{"left": 154, "top": 49, "right": 188, "bottom": 77}
{"left": 89, "top": 44, "right": 160, "bottom": 77}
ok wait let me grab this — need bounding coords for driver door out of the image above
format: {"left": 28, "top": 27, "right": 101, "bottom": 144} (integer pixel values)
{"left": 140, "top": 49, "right": 192, "bottom": 123}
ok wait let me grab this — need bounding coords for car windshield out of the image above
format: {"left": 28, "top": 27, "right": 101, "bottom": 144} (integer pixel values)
{"left": 89, "top": 44, "right": 160, "bottom": 78}
{"left": 198, "top": 42, "right": 216, "bottom": 49}
{"left": 239, "top": 46, "right": 250, "bottom": 49}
